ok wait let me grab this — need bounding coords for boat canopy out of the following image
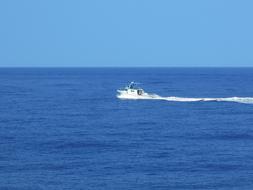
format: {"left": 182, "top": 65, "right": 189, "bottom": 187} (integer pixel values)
{"left": 128, "top": 82, "right": 140, "bottom": 89}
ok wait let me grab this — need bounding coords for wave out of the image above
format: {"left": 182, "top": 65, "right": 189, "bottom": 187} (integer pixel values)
{"left": 117, "top": 93, "right": 253, "bottom": 104}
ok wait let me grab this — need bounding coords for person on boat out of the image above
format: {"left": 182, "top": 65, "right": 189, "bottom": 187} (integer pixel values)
{"left": 129, "top": 82, "right": 135, "bottom": 89}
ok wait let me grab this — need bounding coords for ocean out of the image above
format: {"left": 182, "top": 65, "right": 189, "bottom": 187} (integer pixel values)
{"left": 1, "top": 68, "right": 253, "bottom": 190}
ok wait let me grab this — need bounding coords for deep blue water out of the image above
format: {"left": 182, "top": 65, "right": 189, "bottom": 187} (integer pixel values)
{"left": 1, "top": 68, "right": 253, "bottom": 190}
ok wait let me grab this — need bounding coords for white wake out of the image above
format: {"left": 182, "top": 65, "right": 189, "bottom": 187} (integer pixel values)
{"left": 117, "top": 93, "right": 253, "bottom": 104}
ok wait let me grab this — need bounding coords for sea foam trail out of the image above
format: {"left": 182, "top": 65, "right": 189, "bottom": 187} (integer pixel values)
{"left": 117, "top": 93, "right": 253, "bottom": 104}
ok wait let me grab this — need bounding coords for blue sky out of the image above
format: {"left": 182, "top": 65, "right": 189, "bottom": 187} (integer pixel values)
{"left": 0, "top": 0, "right": 252, "bottom": 67}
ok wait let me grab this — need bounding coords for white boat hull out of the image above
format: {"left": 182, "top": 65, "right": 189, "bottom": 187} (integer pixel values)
{"left": 117, "top": 90, "right": 158, "bottom": 99}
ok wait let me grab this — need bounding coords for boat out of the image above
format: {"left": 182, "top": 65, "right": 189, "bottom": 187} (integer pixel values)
{"left": 117, "top": 82, "right": 145, "bottom": 98}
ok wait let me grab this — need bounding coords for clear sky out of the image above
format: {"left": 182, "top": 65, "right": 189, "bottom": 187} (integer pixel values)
{"left": 0, "top": 0, "right": 253, "bottom": 67}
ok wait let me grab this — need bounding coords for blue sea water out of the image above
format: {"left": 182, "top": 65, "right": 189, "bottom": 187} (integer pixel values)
{"left": 1, "top": 68, "right": 253, "bottom": 190}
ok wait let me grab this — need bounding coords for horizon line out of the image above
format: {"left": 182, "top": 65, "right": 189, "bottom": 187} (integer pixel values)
{"left": 0, "top": 66, "right": 253, "bottom": 69}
